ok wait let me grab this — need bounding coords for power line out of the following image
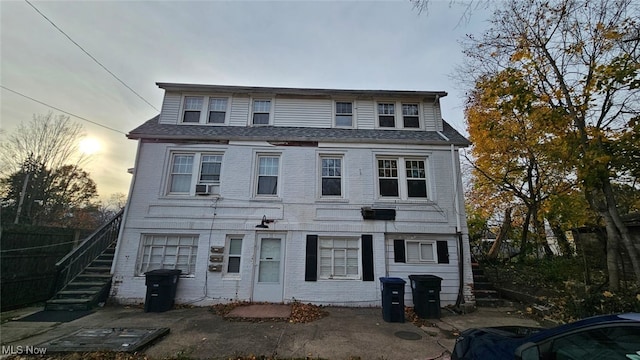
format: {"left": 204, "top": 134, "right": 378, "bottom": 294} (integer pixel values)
{"left": 24, "top": 0, "right": 160, "bottom": 112}
{"left": 0, "top": 85, "right": 127, "bottom": 135}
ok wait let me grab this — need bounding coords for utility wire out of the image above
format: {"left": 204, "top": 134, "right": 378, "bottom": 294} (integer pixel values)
{"left": 24, "top": 0, "right": 160, "bottom": 112}
{"left": 0, "top": 85, "right": 127, "bottom": 135}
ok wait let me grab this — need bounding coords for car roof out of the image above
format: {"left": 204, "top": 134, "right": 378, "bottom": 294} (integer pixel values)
{"left": 526, "top": 313, "right": 640, "bottom": 343}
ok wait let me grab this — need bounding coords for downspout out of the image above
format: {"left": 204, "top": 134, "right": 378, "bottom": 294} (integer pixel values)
{"left": 451, "top": 144, "right": 465, "bottom": 308}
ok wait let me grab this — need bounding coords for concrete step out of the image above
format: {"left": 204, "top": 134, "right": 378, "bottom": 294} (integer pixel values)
{"left": 76, "top": 273, "right": 112, "bottom": 279}
{"left": 473, "top": 281, "right": 495, "bottom": 290}
{"left": 473, "top": 274, "right": 486, "bottom": 282}
{"left": 57, "top": 290, "right": 101, "bottom": 298}
{"left": 84, "top": 266, "right": 111, "bottom": 273}
{"left": 473, "top": 289, "right": 499, "bottom": 299}
{"left": 45, "top": 298, "right": 93, "bottom": 311}
{"left": 92, "top": 259, "right": 113, "bottom": 266}
{"left": 475, "top": 297, "right": 505, "bottom": 307}
{"left": 66, "top": 281, "right": 109, "bottom": 288}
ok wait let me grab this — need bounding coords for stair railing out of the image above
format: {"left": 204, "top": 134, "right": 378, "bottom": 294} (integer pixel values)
{"left": 52, "top": 209, "right": 124, "bottom": 295}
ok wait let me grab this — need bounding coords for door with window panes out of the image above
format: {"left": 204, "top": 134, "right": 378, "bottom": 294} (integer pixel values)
{"left": 252, "top": 235, "right": 285, "bottom": 302}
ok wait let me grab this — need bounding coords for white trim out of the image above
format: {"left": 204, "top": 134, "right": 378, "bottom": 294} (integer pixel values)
{"left": 253, "top": 151, "right": 282, "bottom": 199}
{"left": 333, "top": 99, "right": 356, "bottom": 128}
{"left": 178, "top": 94, "right": 231, "bottom": 125}
{"left": 136, "top": 233, "right": 199, "bottom": 276}
{"left": 250, "top": 97, "right": 275, "bottom": 126}
{"left": 374, "top": 154, "right": 432, "bottom": 201}
{"left": 223, "top": 235, "right": 243, "bottom": 279}
{"left": 317, "top": 153, "right": 346, "bottom": 200}
{"left": 166, "top": 151, "right": 225, "bottom": 196}
{"left": 374, "top": 100, "right": 425, "bottom": 130}
{"left": 405, "top": 240, "right": 437, "bottom": 263}
{"left": 318, "top": 236, "right": 362, "bottom": 280}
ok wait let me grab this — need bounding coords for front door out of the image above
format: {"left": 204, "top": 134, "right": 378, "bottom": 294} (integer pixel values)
{"left": 252, "top": 236, "right": 284, "bottom": 302}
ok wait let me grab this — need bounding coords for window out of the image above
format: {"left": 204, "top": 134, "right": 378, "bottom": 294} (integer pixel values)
{"left": 377, "top": 156, "right": 428, "bottom": 199}
{"left": 393, "top": 239, "right": 449, "bottom": 264}
{"left": 226, "top": 237, "right": 242, "bottom": 274}
{"left": 208, "top": 98, "right": 227, "bottom": 124}
{"left": 137, "top": 234, "right": 198, "bottom": 275}
{"left": 319, "top": 237, "right": 359, "bottom": 279}
{"left": 168, "top": 152, "right": 223, "bottom": 195}
{"left": 547, "top": 325, "right": 640, "bottom": 359}
{"left": 406, "top": 241, "right": 435, "bottom": 262}
{"left": 169, "top": 154, "right": 194, "bottom": 193}
{"left": 256, "top": 155, "right": 279, "bottom": 195}
{"left": 406, "top": 160, "right": 427, "bottom": 198}
{"left": 183, "top": 96, "right": 203, "bottom": 123}
{"left": 378, "top": 103, "right": 395, "bottom": 127}
{"left": 199, "top": 155, "right": 222, "bottom": 183}
{"left": 335, "top": 101, "right": 353, "bottom": 127}
{"left": 402, "top": 104, "right": 420, "bottom": 128}
{"left": 253, "top": 100, "right": 271, "bottom": 125}
{"left": 378, "top": 159, "right": 399, "bottom": 197}
{"left": 321, "top": 156, "right": 342, "bottom": 196}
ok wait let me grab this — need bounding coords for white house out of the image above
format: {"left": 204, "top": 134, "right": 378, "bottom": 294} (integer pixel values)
{"left": 110, "top": 83, "right": 474, "bottom": 308}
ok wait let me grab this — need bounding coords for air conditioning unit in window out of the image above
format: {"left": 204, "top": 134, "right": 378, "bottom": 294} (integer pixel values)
{"left": 195, "top": 184, "right": 212, "bottom": 195}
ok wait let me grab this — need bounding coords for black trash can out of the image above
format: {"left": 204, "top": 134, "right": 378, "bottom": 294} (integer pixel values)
{"left": 379, "top": 277, "right": 406, "bottom": 323}
{"left": 408, "top": 275, "right": 442, "bottom": 319}
{"left": 144, "top": 269, "right": 181, "bottom": 312}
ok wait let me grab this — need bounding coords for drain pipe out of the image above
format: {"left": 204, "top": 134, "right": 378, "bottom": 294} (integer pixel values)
{"left": 451, "top": 144, "right": 465, "bottom": 308}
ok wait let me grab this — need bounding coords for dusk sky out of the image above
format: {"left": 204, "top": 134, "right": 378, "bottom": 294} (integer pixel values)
{"left": 1, "top": 0, "right": 491, "bottom": 201}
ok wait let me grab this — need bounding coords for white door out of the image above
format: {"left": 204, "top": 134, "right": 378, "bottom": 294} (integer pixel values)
{"left": 253, "top": 236, "right": 284, "bottom": 302}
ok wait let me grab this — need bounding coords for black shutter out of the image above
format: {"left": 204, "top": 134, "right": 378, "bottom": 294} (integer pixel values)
{"left": 305, "top": 235, "right": 318, "bottom": 281}
{"left": 393, "top": 239, "right": 406, "bottom": 263}
{"left": 362, "top": 234, "right": 374, "bottom": 281}
{"left": 437, "top": 240, "right": 449, "bottom": 264}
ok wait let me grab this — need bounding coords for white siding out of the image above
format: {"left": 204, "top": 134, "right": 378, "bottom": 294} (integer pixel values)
{"left": 113, "top": 93, "right": 470, "bottom": 307}
{"left": 274, "top": 97, "right": 332, "bottom": 127}
{"left": 422, "top": 101, "right": 437, "bottom": 131}
{"left": 159, "top": 93, "right": 181, "bottom": 124}
{"left": 384, "top": 236, "right": 460, "bottom": 306}
{"left": 355, "top": 100, "right": 375, "bottom": 129}
{"left": 229, "top": 96, "right": 250, "bottom": 126}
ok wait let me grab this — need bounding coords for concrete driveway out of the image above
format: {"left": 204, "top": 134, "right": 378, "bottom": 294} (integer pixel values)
{"left": 1, "top": 305, "right": 541, "bottom": 360}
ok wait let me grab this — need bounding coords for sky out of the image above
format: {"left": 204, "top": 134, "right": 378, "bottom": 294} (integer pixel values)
{"left": 1, "top": 0, "right": 492, "bottom": 201}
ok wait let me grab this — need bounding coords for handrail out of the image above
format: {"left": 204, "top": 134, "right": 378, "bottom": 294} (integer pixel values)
{"left": 52, "top": 209, "right": 124, "bottom": 295}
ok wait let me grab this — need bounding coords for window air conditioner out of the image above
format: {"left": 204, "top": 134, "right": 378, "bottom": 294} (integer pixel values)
{"left": 195, "top": 184, "right": 211, "bottom": 195}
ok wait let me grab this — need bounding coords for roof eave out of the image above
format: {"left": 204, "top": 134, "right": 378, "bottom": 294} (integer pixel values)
{"left": 155, "top": 82, "right": 448, "bottom": 99}
{"left": 127, "top": 133, "right": 469, "bottom": 146}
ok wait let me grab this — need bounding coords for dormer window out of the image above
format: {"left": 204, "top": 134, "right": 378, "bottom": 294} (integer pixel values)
{"left": 402, "top": 104, "right": 420, "bottom": 128}
{"left": 253, "top": 100, "right": 271, "bottom": 125}
{"left": 208, "top": 98, "right": 227, "bottom": 124}
{"left": 335, "top": 101, "right": 353, "bottom": 127}
{"left": 378, "top": 103, "right": 395, "bottom": 127}
{"left": 183, "top": 96, "right": 203, "bottom": 123}
{"left": 181, "top": 95, "right": 229, "bottom": 124}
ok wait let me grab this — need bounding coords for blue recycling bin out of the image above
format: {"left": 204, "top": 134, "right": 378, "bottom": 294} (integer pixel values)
{"left": 379, "top": 277, "right": 406, "bottom": 323}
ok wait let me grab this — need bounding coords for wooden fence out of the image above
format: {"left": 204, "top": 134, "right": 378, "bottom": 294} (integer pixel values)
{"left": 1, "top": 226, "right": 79, "bottom": 311}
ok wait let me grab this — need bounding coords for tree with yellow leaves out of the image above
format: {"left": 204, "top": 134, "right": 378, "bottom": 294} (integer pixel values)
{"left": 462, "top": 0, "right": 640, "bottom": 290}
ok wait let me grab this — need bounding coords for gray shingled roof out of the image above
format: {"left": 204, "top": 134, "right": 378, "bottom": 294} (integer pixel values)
{"left": 127, "top": 116, "right": 470, "bottom": 147}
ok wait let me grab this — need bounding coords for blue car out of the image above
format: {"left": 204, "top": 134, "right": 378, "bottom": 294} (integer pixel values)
{"left": 452, "top": 313, "right": 640, "bottom": 359}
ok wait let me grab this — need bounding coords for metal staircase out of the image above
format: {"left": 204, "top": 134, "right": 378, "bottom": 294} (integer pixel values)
{"left": 45, "top": 210, "right": 123, "bottom": 311}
